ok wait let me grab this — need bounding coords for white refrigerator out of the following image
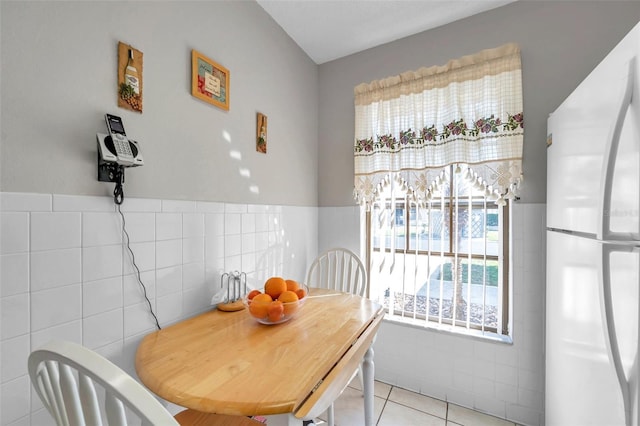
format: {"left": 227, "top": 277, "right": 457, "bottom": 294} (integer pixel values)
{"left": 546, "top": 22, "right": 640, "bottom": 425}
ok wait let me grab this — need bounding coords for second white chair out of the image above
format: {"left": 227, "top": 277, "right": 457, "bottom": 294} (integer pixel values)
{"left": 306, "top": 247, "right": 367, "bottom": 297}
{"left": 306, "top": 248, "right": 369, "bottom": 426}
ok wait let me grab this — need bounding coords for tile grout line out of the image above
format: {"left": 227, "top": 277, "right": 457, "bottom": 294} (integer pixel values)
{"left": 376, "top": 384, "right": 393, "bottom": 425}
{"left": 387, "top": 384, "right": 450, "bottom": 425}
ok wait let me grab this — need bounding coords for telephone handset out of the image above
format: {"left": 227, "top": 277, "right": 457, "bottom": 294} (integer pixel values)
{"left": 105, "top": 114, "right": 134, "bottom": 165}
{"left": 97, "top": 114, "right": 143, "bottom": 167}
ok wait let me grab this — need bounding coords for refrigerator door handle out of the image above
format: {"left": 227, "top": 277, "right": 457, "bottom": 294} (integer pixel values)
{"left": 600, "top": 243, "right": 638, "bottom": 426}
{"left": 598, "top": 58, "right": 636, "bottom": 241}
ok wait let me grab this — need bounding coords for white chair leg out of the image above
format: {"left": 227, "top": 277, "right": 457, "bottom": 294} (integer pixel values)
{"left": 327, "top": 403, "right": 335, "bottom": 426}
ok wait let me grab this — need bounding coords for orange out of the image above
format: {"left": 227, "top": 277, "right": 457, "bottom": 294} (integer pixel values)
{"left": 247, "top": 289, "right": 261, "bottom": 300}
{"left": 278, "top": 290, "right": 299, "bottom": 303}
{"left": 249, "top": 293, "right": 272, "bottom": 319}
{"left": 252, "top": 293, "right": 272, "bottom": 303}
{"left": 285, "top": 279, "right": 300, "bottom": 292}
{"left": 264, "top": 277, "right": 287, "bottom": 300}
{"left": 267, "top": 301, "right": 284, "bottom": 322}
{"left": 295, "top": 288, "right": 307, "bottom": 300}
{"left": 278, "top": 290, "right": 299, "bottom": 315}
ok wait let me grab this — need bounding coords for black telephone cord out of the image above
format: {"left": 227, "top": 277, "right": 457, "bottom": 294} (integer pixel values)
{"left": 117, "top": 202, "right": 161, "bottom": 331}
{"left": 113, "top": 166, "right": 124, "bottom": 205}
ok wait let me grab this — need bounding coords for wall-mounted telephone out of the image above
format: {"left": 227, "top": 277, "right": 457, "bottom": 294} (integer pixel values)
{"left": 97, "top": 114, "right": 144, "bottom": 167}
{"left": 97, "top": 112, "right": 144, "bottom": 204}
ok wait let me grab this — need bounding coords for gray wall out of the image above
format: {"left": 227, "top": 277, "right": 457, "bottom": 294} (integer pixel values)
{"left": 317, "top": 1, "right": 640, "bottom": 206}
{"left": 0, "top": 1, "right": 318, "bottom": 207}
{"left": 5, "top": 0, "right": 640, "bottom": 208}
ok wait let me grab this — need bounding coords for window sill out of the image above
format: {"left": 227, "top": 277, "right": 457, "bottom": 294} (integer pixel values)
{"left": 381, "top": 315, "right": 513, "bottom": 345}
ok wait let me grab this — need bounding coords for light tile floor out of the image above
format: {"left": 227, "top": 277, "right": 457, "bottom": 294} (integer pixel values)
{"left": 318, "top": 380, "right": 523, "bottom": 426}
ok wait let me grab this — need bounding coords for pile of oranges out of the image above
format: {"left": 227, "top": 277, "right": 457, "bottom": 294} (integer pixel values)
{"left": 246, "top": 277, "right": 307, "bottom": 323}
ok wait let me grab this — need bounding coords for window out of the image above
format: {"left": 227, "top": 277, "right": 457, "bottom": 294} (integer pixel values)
{"left": 367, "top": 164, "right": 509, "bottom": 336}
{"left": 353, "top": 45, "right": 523, "bottom": 339}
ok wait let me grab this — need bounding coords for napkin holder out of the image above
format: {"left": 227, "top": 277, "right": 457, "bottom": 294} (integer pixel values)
{"left": 217, "top": 271, "right": 247, "bottom": 312}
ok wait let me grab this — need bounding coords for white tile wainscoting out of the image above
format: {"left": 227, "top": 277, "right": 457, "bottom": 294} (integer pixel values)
{"left": 0, "top": 192, "right": 318, "bottom": 425}
{"left": 1, "top": 193, "right": 544, "bottom": 426}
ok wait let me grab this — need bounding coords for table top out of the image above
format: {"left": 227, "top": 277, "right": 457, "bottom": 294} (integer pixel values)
{"left": 135, "top": 289, "right": 384, "bottom": 418}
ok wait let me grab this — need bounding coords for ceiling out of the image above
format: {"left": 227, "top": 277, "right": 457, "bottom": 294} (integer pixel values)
{"left": 256, "top": 0, "right": 516, "bottom": 64}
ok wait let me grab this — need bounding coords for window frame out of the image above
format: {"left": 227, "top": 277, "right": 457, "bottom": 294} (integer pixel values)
{"left": 365, "top": 166, "right": 510, "bottom": 337}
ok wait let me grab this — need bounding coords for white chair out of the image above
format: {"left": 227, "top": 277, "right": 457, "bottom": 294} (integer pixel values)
{"left": 306, "top": 248, "right": 367, "bottom": 297}
{"left": 28, "top": 340, "right": 262, "bottom": 426}
{"left": 306, "top": 248, "right": 369, "bottom": 426}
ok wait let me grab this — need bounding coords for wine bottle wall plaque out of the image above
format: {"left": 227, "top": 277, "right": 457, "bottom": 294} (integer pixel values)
{"left": 118, "top": 42, "right": 143, "bottom": 113}
{"left": 257, "top": 113, "right": 267, "bottom": 154}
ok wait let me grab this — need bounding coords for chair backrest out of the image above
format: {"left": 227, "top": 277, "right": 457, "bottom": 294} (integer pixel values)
{"left": 306, "top": 248, "right": 367, "bottom": 297}
{"left": 28, "top": 340, "right": 179, "bottom": 426}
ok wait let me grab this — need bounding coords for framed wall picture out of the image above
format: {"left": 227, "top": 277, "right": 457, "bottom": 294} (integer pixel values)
{"left": 191, "top": 49, "right": 230, "bottom": 111}
{"left": 118, "top": 42, "right": 143, "bottom": 113}
{"left": 257, "top": 113, "right": 267, "bottom": 153}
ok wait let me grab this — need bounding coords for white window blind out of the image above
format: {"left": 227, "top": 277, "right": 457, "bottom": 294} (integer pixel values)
{"left": 355, "top": 45, "right": 522, "bottom": 337}
{"left": 369, "top": 165, "right": 508, "bottom": 335}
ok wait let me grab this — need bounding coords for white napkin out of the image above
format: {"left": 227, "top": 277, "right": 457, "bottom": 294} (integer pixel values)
{"left": 210, "top": 274, "right": 261, "bottom": 306}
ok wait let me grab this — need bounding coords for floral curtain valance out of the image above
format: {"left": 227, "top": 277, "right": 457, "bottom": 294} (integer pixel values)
{"left": 353, "top": 43, "right": 524, "bottom": 208}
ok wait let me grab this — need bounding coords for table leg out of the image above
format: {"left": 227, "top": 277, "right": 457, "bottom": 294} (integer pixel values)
{"left": 362, "top": 345, "right": 375, "bottom": 426}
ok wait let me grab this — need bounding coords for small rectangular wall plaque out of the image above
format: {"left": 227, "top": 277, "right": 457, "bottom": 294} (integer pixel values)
{"left": 257, "top": 113, "right": 267, "bottom": 153}
{"left": 118, "top": 42, "right": 143, "bottom": 113}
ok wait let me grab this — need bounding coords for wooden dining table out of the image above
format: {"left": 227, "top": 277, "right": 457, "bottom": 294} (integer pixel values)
{"left": 135, "top": 288, "right": 385, "bottom": 426}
